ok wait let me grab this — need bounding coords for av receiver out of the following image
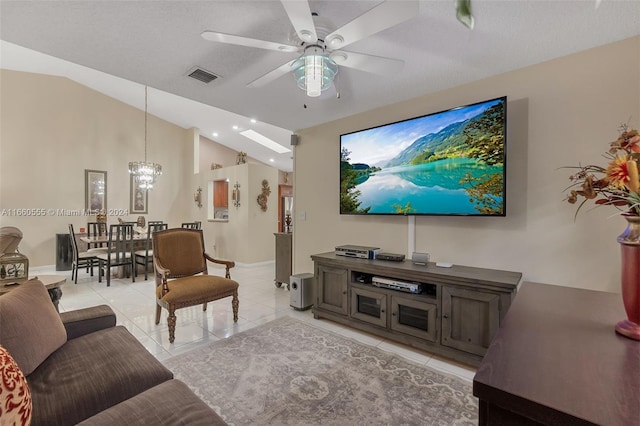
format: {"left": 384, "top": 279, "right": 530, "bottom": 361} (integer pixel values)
{"left": 335, "top": 245, "right": 380, "bottom": 259}
{"left": 372, "top": 276, "right": 423, "bottom": 294}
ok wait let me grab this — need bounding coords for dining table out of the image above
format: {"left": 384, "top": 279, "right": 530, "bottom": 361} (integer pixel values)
{"left": 79, "top": 233, "right": 149, "bottom": 246}
{"left": 79, "top": 232, "right": 150, "bottom": 279}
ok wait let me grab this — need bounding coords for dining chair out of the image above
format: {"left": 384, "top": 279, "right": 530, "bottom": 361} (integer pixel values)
{"left": 96, "top": 224, "right": 135, "bottom": 287}
{"left": 152, "top": 228, "right": 238, "bottom": 343}
{"left": 68, "top": 224, "right": 99, "bottom": 284}
{"left": 134, "top": 222, "right": 168, "bottom": 280}
{"left": 148, "top": 220, "right": 164, "bottom": 225}
{"left": 86, "top": 221, "right": 107, "bottom": 250}
{"left": 181, "top": 221, "right": 201, "bottom": 230}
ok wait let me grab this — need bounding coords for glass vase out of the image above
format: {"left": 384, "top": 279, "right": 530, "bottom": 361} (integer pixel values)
{"left": 615, "top": 215, "right": 640, "bottom": 340}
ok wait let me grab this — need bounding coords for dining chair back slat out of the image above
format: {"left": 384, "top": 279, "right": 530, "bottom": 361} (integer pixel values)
{"left": 181, "top": 221, "right": 201, "bottom": 230}
{"left": 69, "top": 224, "right": 98, "bottom": 283}
{"left": 96, "top": 224, "right": 135, "bottom": 287}
{"left": 134, "top": 222, "right": 168, "bottom": 280}
{"left": 87, "top": 222, "right": 107, "bottom": 249}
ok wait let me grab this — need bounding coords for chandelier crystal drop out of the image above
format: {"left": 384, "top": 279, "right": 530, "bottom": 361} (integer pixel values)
{"left": 128, "top": 86, "right": 162, "bottom": 190}
{"left": 292, "top": 45, "right": 338, "bottom": 97}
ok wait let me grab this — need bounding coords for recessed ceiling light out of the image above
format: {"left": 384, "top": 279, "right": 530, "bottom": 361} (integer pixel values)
{"left": 269, "top": 158, "right": 274, "bottom": 162}
{"left": 212, "top": 132, "right": 218, "bottom": 137}
{"left": 232, "top": 125, "right": 239, "bottom": 130}
{"left": 251, "top": 119, "right": 257, "bottom": 124}
{"left": 240, "top": 129, "right": 291, "bottom": 154}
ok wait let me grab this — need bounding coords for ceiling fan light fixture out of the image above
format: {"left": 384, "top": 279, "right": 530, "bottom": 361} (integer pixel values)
{"left": 299, "top": 29, "right": 315, "bottom": 42}
{"left": 326, "top": 35, "right": 344, "bottom": 49}
{"left": 330, "top": 51, "right": 348, "bottom": 64}
{"left": 292, "top": 46, "right": 338, "bottom": 97}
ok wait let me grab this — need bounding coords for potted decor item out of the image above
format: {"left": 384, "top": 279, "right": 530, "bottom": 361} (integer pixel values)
{"left": 565, "top": 123, "right": 640, "bottom": 340}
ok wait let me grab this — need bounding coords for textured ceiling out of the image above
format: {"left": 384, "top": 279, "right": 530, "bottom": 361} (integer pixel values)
{"left": 1, "top": 0, "right": 639, "bottom": 172}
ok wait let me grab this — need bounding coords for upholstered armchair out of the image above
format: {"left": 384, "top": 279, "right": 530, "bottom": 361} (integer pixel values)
{"left": 152, "top": 228, "right": 238, "bottom": 343}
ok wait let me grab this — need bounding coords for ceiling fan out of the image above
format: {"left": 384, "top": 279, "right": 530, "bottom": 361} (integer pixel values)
{"left": 201, "top": 0, "right": 421, "bottom": 98}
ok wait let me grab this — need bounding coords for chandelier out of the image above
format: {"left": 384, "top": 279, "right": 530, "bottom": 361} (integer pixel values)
{"left": 129, "top": 86, "right": 162, "bottom": 190}
{"left": 292, "top": 45, "right": 338, "bottom": 97}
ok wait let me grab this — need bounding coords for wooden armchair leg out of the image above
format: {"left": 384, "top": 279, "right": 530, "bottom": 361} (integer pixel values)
{"left": 167, "top": 310, "right": 177, "bottom": 343}
{"left": 232, "top": 291, "right": 239, "bottom": 322}
{"left": 155, "top": 304, "right": 162, "bottom": 325}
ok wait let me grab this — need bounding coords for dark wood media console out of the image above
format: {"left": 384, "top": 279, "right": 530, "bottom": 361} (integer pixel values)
{"left": 473, "top": 282, "right": 640, "bottom": 425}
{"left": 311, "top": 252, "right": 522, "bottom": 366}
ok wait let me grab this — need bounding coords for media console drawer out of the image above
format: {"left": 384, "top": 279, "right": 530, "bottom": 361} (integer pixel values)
{"left": 311, "top": 252, "right": 521, "bottom": 366}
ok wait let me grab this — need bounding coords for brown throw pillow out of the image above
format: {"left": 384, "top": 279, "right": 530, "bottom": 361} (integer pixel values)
{"left": 0, "top": 279, "right": 67, "bottom": 375}
{"left": 0, "top": 344, "right": 32, "bottom": 425}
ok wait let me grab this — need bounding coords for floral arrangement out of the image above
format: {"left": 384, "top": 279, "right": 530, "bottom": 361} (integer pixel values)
{"left": 565, "top": 123, "right": 640, "bottom": 217}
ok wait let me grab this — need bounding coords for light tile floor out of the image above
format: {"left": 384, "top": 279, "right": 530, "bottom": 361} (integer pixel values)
{"left": 39, "top": 262, "right": 476, "bottom": 382}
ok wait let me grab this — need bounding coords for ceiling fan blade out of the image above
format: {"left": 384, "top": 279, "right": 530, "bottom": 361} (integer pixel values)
{"left": 324, "top": 1, "right": 419, "bottom": 50}
{"left": 330, "top": 51, "right": 404, "bottom": 76}
{"left": 201, "top": 31, "right": 298, "bottom": 53}
{"left": 246, "top": 59, "right": 298, "bottom": 88}
{"left": 280, "top": 0, "right": 318, "bottom": 43}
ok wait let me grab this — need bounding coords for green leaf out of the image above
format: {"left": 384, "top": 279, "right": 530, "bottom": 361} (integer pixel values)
{"left": 456, "top": 0, "right": 474, "bottom": 30}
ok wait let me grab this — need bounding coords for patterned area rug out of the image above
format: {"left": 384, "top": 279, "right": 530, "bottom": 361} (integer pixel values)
{"left": 164, "top": 316, "right": 478, "bottom": 425}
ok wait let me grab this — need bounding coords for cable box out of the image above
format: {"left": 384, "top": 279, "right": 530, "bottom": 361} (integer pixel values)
{"left": 375, "top": 252, "right": 405, "bottom": 262}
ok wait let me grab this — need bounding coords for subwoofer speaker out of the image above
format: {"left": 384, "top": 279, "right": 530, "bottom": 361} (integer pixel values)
{"left": 290, "top": 273, "right": 314, "bottom": 310}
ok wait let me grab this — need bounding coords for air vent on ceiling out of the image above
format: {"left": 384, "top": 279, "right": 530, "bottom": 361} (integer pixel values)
{"left": 187, "top": 67, "right": 220, "bottom": 84}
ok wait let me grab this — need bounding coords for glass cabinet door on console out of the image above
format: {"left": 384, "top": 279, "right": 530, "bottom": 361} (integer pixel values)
{"left": 441, "top": 286, "right": 500, "bottom": 356}
{"left": 390, "top": 295, "right": 437, "bottom": 342}
{"left": 315, "top": 265, "right": 348, "bottom": 316}
{"left": 350, "top": 286, "right": 387, "bottom": 327}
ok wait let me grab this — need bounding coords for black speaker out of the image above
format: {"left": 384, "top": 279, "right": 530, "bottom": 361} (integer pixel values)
{"left": 290, "top": 134, "right": 299, "bottom": 146}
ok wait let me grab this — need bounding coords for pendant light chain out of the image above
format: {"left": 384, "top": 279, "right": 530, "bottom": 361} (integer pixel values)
{"left": 144, "top": 85, "right": 148, "bottom": 163}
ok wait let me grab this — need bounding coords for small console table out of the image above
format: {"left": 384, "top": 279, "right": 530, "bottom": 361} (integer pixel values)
{"left": 0, "top": 275, "right": 65, "bottom": 311}
{"left": 473, "top": 282, "right": 640, "bottom": 425}
{"left": 311, "top": 252, "right": 522, "bottom": 366}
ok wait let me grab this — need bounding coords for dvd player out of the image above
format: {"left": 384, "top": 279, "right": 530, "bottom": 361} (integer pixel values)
{"left": 335, "top": 245, "right": 380, "bottom": 259}
{"left": 372, "top": 276, "right": 422, "bottom": 293}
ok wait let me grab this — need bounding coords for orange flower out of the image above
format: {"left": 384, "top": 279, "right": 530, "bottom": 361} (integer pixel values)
{"left": 630, "top": 135, "right": 640, "bottom": 153}
{"left": 565, "top": 123, "right": 640, "bottom": 217}
{"left": 606, "top": 156, "right": 632, "bottom": 189}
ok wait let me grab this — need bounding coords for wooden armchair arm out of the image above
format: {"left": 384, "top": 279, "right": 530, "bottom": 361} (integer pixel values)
{"left": 153, "top": 258, "right": 171, "bottom": 295}
{"left": 205, "top": 253, "right": 235, "bottom": 279}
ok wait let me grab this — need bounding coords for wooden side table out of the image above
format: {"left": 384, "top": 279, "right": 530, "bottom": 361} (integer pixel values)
{"left": 473, "top": 282, "right": 640, "bottom": 425}
{"left": 0, "top": 275, "right": 66, "bottom": 312}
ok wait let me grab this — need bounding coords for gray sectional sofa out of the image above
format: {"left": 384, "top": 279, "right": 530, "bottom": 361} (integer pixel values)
{"left": 0, "top": 279, "right": 226, "bottom": 425}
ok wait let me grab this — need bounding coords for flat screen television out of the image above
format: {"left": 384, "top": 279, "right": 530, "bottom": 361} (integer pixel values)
{"left": 340, "top": 96, "right": 507, "bottom": 216}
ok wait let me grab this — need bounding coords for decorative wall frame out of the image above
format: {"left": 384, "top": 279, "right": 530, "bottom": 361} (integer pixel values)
{"left": 130, "top": 175, "right": 148, "bottom": 214}
{"left": 85, "top": 169, "right": 107, "bottom": 212}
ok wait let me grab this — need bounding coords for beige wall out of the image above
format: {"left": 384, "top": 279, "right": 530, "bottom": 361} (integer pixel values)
{"left": 293, "top": 36, "right": 640, "bottom": 293}
{"left": 199, "top": 135, "right": 262, "bottom": 172}
{"left": 0, "top": 70, "right": 195, "bottom": 266}
{"left": 197, "top": 163, "right": 279, "bottom": 264}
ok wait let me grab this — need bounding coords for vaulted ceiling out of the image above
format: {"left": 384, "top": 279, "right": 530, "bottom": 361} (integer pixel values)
{"left": 1, "top": 1, "right": 639, "bottom": 171}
